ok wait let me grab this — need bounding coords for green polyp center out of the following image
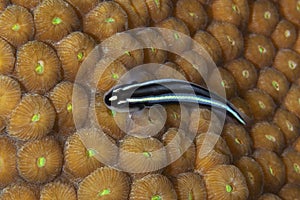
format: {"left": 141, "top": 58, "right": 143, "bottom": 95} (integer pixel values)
{"left": 67, "top": 103, "right": 72, "bottom": 112}
{"left": 31, "top": 113, "right": 41, "bottom": 122}
{"left": 242, "top": 70, "right": 249, "bottom": 78}
{"left": 173, "top": 112, "right": 178, "bottom": 120}
{"left": 174, "top": 33, "right": 180, "bottom": 40}
{"left": 52, "top": 17, "right": 62, "bottom": 25}
{"left": 286, "top": 120, "right": 294, "bottom": 131}
{"left": 188, "top": 191, "right": 193, "bottom": 200}
{"left": 285, "top": 30, "right": 291, "bottom": 38}
{"left": 112, "top": 73, "right": 119, "bottom": 80}
{"left": 226, "top": 35, "right": 235, "bottom": 46}
{"left": 105, "top": 17, "right": 115, "bottom": 23}
{"left": 151, "top": 47, "right": 156, "bottom": 53}
{"left": 37, "top": 157, "right": 46, "bottom": 168}
{"left": 151, "top": 195, "right": 162, "bottom": 200}
{"left": 288, "top": 60, "right": 297, "bottom": 70}
{"left": 265, "top": 134, "right": 276, "bottom": 142}
{"left": 125, "top": 51, "right": 131, "bottom": 56}
{"left": 221, "top": 80, "right": 229, "bottom": 88}
{"left": 235, "top": 138, "right": 242, "bottom": 144}
{"left": 77, "top": 52, "right": 84, "bottom": 61}
{"left": 12, "top": 23, "right": 20, "bottom": 31}
{"left": 35, "top": 60, "right": 44, "bottom": 75}
{"left": 258, "top": 101, "right": 266, "bottom": 109}
{"left": 269, "top": 166, "right": 275, "bottom": 176}
{"left": 293, "top": 163, "right": 300, "bottom": 173}
{"left": 297, "top": 0, "right": 300, "bottom": 11}
{"left": 272, "top": 81, "right": 280, "bottom": 91}
{"left": 143, "top": 151, "right": 152, "bottom": 158}
{"left": 111, "top": 110, "right": 116, "bottom": 117}
{"left": 98, "top": 189, "right": 110, "bottom": 197}
{"left": 189, "top": 12, "right": 195, "bottom": 17}
{"left": 264, "top": 11, "right": 271, "bottom": 19}
{"left": 232, "top": 4, "right": 240, "bottom": 13}
{"left": 225, "top": 184, "right": 233, "bottom": 193}
{"left": 247, "top": 172, "right": 255, "bottom": 184}
{"left": 87, "top": 149, "right": 96, "bottom": 157}
{"left": 258, "top": 45, "right": 266, "bottom": 54}
{"left": 154, "top": 0, "right": 160, "bottom": 8}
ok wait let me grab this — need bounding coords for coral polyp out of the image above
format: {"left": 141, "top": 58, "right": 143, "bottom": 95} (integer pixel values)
{"left": 17, "top": 137, "right": 63, "bottom": 183}
{"left": 8, "top": 94, "right": 55, "bottom": 140}
{"left": 34, "top": 0, "right": 80, "bottom": 43}
{"left": 78, "top": 167, "right": 130, "bottom": 200}
{"left": 0, "top": 5, "right": 34, "bottom": 47}
{"left": 15, "top": 41, "right": 61, "bottom": 94}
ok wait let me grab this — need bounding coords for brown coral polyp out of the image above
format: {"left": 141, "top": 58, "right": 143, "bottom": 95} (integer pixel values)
{"left": 114, "top": 0, "right": 150, "bottom": 28}
{"left": 192, "top": 30, "right": 222, "bottom": 65}
{"left": 194, "top": 133, "right": 232, "bottom": 175}
{"left": 244, "top": 88, "right": 276, "bottom": 121}
{"left": 174, "top": 0, "right": 207, "bottom": 35}
{"left": 244, "top": 34, "right": 276, "bottom": 69}
{"left": 0, "top": 75, "right": 21, "bottom": 121}
{"left": 64, "top": 132, "right": 103, "bottom": 179}
{"left": 251, "top": 122, "right": 285, "bottom": 154}
{"left": 257, "top": 68, "right": 289, "bottom": 104}
{"left": 282, "top": 149, "right": 300, "bottom": 184}
{"left": 273, "top": 49, "right": 300, "bottom": 83}
{"left": 78, "top": 167, "right": 130, "bottom": 200}
{"left": 155, "top": 17, "right": 191, "bottom": 54}
{"left": 279, "top": 0, "right": 300, "bottom": 27}
{"left": 209, "top": 0, "right": 249, "bottom": 29}
{"left": 130, "top": 174, "right": 177, "bottom": 200}
{"left": 253, "top": 149, "right": 286, "bottom": 193}
{"left": 15, "top": 41, "right": 62, "bottom": 94}
{"left": 207, "top": 21, "right": 244, "bottom": 62}
{"left": 145, "top": 0, "right": 173, "bottom": 23}
{"left": 0, "top": 5, "right": 34, "bottom": 47}
{"left": 225, "top": 58, "right": 258, "bottom": 95}
{"left": 49, "top": 81, "right": 89, "bottom": 135}
{"left": 284, "top": 84, "right": 300, "bottom": 119}
{"left": 0, "top": 184, "right": 38, "bottom": 200}
{"left": 208, "top": 67, "right": 237, "bottom": 99}
{"left": 174, "top": 50, "right": 208, "bottom": 84}
{"left": 134, "top": 28, "right": 168, "bottom": 64}
{"left": 204, "top": 165, "right": 249, "bottom": 200}
{"left": 40, "top": 182, "right": 77, "bottom": 200}
{"left": 248, "top": 0, "right": 279, "bottom": 36}
{"left": 222, "top": 123, "right": 252, "bottom": 160}
{"left": 95, "top": 59, "right": 128, "bottom": 92}
{"left": 34, "top": 0, "right": 80, "bottom": 43}
{"left": 119, "top": 135, "right": 167, "bottom": 175}
{"left": 65, "top": 0, "right": 98, "bottom": 16}
{"left": 8, "top": 94, "right": 56, "bottom": 140}
{"left": 0, "top": 137, "right": 18, "bottom": 188}
{"left": 17, "top": 137, "right": 63, "bottom": 183}
{"left": 162, "top": 128, "right": 195, "bottom": 177}
{"left": 235, "top": 156, "right": 264, "bottom": 200}
{"left": 273, "top": 108, "right": 300, "bottom": 145}
{"left": 271, "top": 19, "right": 297, "bottom": 49}
{"left": 0, "top": 38, "right": 15, "bottom": 75}
{"left": 173, "top": 172, "right": 207, "bottom": 200}
{"left": 56, "top": 31, "right": 96, "bottom": 82}
{"left": 83, "top": 1, "right": 128, "bottom": 42}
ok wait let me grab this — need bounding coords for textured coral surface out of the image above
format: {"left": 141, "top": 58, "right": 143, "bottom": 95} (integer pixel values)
{"left": 0, "top": 0, "right": 300, "bottom": 199}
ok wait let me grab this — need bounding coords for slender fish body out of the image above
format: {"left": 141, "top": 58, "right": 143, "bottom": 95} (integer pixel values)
{"left": 104, "top": 79, "right": 249, "bottom": 125}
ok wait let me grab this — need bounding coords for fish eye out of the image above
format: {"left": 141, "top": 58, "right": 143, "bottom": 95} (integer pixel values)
{"left": 104, "top": 91, "right": 113, "bottom": 106}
